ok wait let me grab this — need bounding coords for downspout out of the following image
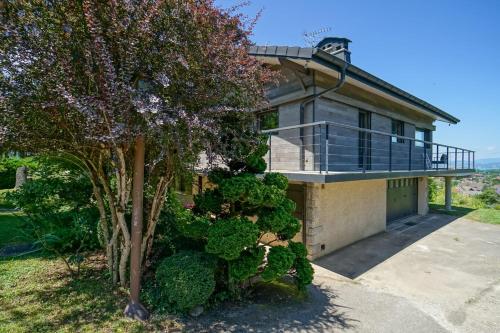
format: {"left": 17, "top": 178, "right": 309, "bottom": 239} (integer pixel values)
{"left": 299, "top": 61, "right": 349, "bottom": 116}
{"left": 298, "top": 61, "right": 349, "bottom": 171}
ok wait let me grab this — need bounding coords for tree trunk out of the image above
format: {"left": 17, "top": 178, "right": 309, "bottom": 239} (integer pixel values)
{"left": 15, "top": 166, "right": 28, "bottom": 188}
{"left": 118, "top": 233, "right": 129, "bottom": 287}
{"left": 124, "top": 135, "right": 149, "bottom": 321}
{"left": 90, "top": 181, "right": 114, "bottom": 279}
{"left": 141, "top": 176, "right": 170, "bottom": 265}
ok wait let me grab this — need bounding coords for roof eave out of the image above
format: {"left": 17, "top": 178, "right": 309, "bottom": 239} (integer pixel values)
{"left": 248, "top": 46, "right": 460, "bottom": 124}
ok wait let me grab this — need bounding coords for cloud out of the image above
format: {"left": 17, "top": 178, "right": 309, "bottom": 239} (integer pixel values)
{"left": 486, "top": 146, "right": 496, "bottom": 151}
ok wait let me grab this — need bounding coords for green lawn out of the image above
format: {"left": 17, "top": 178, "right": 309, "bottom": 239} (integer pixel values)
{"left": 0, "top": 211, "right": 30, "bottom": 247}
{"left": 429, "top": 204, "right": 500, "bottom": 225}
{"left": 0, "top": 211, "right": 181, "bottom": 333}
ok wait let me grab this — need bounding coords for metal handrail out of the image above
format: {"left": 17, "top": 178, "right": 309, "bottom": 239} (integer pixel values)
{"left": 261, "top": 121, "right": 475, "bottom": 154}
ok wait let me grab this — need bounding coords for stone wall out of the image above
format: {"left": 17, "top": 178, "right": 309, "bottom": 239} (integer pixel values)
{"left": 305, "top": 179, "right": 387, "bottom": 260}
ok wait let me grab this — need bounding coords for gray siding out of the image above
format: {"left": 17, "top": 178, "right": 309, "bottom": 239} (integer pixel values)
{"left": 316, "top": 99, "right": 359, "bottom": 171}
{"left": 265, "top": 70, "right": 436, "bottom": 173}
{"left": 370, "top": 114, "right": 392, "bottom": 171}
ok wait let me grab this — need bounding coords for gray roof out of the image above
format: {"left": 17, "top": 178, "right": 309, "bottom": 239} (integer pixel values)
{"left": 248, "top": 45, "right": 459, "bottom": 124}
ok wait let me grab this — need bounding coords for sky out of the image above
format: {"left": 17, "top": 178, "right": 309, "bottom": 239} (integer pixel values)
{"left": 217, "top": 0, "right": 500, "bottom": 160}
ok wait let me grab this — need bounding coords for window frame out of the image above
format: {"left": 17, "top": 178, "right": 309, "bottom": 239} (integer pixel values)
{"left": 415, "top": 128, "right": 431, "bottom": 148}
{"left": 391, "top": 120, "right": 405, "bottom": 144}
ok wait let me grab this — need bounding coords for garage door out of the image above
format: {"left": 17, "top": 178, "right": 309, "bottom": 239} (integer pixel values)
{"left": 387, "top": 178, "right": 418, "bottom": 223}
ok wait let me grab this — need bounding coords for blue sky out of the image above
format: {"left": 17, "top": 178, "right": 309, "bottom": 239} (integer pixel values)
{"left": 217, "top": 0, "right": 500, "bottom": 159}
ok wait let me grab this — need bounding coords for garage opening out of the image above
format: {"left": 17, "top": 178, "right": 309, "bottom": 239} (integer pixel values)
{"left": 387, "top": 178, "right": 418, "bottom": 223}
{"left": 287, "top": 183, "right": 306, "bottom": 243}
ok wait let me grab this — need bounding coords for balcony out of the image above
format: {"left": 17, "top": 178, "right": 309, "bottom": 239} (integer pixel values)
{"left": 261, "top": 121, "right": 475, "bottom": 183}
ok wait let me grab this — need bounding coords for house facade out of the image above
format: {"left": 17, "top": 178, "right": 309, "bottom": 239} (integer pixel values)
{"left": 249, "top": 37, "right": 475, "bottom": 260}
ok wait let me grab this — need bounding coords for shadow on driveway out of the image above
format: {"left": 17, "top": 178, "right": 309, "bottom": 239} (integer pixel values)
{"left": 314, "top": 213, "right": 462, "bottom": 279}
{"left": 184, "top": 281, "right": 358, "bottom": 333}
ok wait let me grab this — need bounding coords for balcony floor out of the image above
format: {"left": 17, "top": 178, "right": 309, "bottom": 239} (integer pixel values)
{"left": 267, "top": 168, "right": 475, "bottom": 183}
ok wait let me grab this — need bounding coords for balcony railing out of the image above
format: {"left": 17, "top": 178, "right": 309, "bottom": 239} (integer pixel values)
{"left": 261, "top": 121, "right": 474, "bottom": 174}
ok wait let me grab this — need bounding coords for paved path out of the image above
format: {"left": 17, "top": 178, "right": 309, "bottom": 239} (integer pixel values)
{"left": 187, "top": 214, "right": 500, "bottom": 332}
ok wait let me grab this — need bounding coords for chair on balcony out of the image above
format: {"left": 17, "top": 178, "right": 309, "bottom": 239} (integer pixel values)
{"left": 432, "top": 153, "right": 448, "bottom": 169}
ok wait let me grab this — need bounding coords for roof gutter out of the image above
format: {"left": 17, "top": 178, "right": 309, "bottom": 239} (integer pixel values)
{"left": 299, "top": 61, "right": 349, "bottom": 120}
{"left": 312, "top": 49, "right": 460, "bottom": 124}
{"left": 248, "top": 45, "right": 459, "bottom": 124}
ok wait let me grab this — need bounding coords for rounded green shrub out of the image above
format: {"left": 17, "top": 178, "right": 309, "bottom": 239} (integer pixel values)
{"left": 294, "top": 257, "right": 314, "bottom": 291}
{"left": 263, "top": 173, "right": 288, "bottom": 191}
{"left": 175, "top": 215, "right": 211, "bottom": 240}
{"left": 193, "top": 188, "right": 224, "bottom": 215}
{"left": 261, "top": 246, "right": 296, "bottom": 282}
{"left": 277, "top": 218, "right": 302, "bottom": 241}
{"left": 219, "top": 173, "right": 264, "bottom": 205}
{"left": 205, "top": 217, "right": 260, "bottom": 260}
{"left": 156, "top": 251, "right": 217, "bottom": 312}
{"left": 229, "top": 246, "right": 265, "bottom": 282}
{"left": 245, "top": 154, "right": 267, "bottom": 173}
{"left": 288, "top": 241, "right": 308, "bottom": 259}
{"left": 257, "top": 203, "right": 297, "bottom": 234}
{"left": 244, "top": 142, "right": 268, "bottom": 173}
{"left": 260, "top": 185, "right": 290, "bottom": 208}
{"left": 208, "top": 168, "right": 232, "bottom": 185}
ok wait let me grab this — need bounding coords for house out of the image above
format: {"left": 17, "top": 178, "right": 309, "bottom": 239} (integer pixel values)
{"left": 248, "top": 37, "right": 475, "bottom": 260}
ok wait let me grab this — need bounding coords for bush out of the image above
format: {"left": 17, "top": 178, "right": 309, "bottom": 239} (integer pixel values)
{"left": 205, "top": 217, "right": 260, "bottom": 260}
{"left": 6, "top": 157, "right": 99, "bottom": 276}
{"left": 150, "top": 142, "right": 314, "bottom": 312}
{"left": 0, "top": 189, "right": 15, "bottom": 209}
{"left": 288, "top": 241, "right": 308, "bottom": 259}
{"left": 263, "top": 172, "right": 288, "bottom": 190}
{"left": 228, "top": 246, "right": 265, "bottom": 282}
{"left": 428, "top": 177, "right": 438, "bottom": 202}
{"left": 477, "top": 188, "right": 499, "bottom": 207}
{"left": 261, "top": 246, "right": 296, "bottom": 282}
{"left": 155, "top": 251, "right": 217, "bottom": 312}
{"left": 294, "top": 258, "right": 314, "bottom": 291}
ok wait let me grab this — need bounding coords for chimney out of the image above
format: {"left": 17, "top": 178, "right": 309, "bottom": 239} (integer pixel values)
{"left": 316, "top": 37, "right": 352, "bottom": 63}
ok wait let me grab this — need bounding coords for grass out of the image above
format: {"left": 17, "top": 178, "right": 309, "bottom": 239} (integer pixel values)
{"left": 0, "top": 254, "right": 156, "bottom": 333}
{"left": 429, "top": 179, "right": 500, "bottom": 225}
{"left": 0, "top": 211, "right": 182, "bottom": 333}
{"left": 0, "top": 211, "right": 30, "bottom": 248}
{"left": 429, "top": 204, "right": 500, "bottom": 225}
{"left": 0, "top": 210, "right": 308, "bottom": 332}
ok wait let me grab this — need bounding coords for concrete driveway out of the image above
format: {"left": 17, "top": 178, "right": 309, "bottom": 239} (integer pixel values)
{"left": 188, "top": 214, "right": 500, "bottom": 332}
{"left": 313, "top": 214, "right": 500, "bottom": 333}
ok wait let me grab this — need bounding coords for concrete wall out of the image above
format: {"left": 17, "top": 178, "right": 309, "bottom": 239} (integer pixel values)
{"left": 305, "top": 179, "right": 387, "bottom": 259}
{"left": 417, "top": 177, "right": 429, "bottom": 215}
{"left": 266, "top": 101, "right": 316, "bottom": 171}
{"left": 266, "top": 103, "right": 302, "bottom": 171}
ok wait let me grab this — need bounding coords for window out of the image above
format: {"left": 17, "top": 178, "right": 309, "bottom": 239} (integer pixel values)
{"left": 415, "top": 129, "right": 425, "bottom": 147}
{"left": 415, "top": 128, "right": 430, "bottom": 148}
{"left": 391, "top": 120, "right": 405, "bottom": 143}
{"left": 257, "top": 110, "right": 278, "bottom": 131}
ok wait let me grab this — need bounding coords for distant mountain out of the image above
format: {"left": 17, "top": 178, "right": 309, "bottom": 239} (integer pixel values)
{"left": 475, "top": 158, "right": 500, "bottom": 170}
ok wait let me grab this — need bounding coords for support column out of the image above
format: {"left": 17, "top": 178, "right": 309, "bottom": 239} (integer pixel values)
{"left": 305, "top": 183, "right": 324, "bottom": 260}
{"left": 417, "top": 177, "right": 429, "bottom": 215}
{"left": 444, "top": 176, "right": 453, "bottom": 211}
